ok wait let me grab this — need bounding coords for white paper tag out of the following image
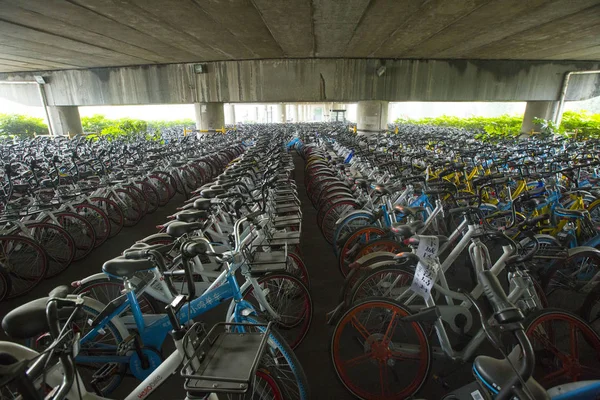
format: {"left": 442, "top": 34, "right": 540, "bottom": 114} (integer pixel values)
{"left": 410, "top": 236, "right": 439, "bottom": 300}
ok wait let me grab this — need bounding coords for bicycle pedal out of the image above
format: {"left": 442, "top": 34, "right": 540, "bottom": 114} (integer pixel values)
{"left": 91, "top": 363, "right": 120, "bottom": 395}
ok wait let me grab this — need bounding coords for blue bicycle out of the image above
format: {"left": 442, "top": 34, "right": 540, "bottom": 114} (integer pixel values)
{"left": 72, "top": 216, "right": 309, "bottom": 399}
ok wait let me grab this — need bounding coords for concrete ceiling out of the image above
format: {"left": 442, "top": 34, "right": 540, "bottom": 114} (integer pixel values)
{"left": 0, "top": 0, "right": 599, "bottom": 73}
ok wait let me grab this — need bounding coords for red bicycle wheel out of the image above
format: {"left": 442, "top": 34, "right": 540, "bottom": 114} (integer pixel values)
{"left": 525, "top": 308, "right": 600, "bottom": 387}
{"left": 338, "top": 227, "right": 386, "bottom": 277}
{"left": 73, "top": 203, "right": 110, "bottom": 248}
{"left": 331, "top": 299, "right": 431, "bottom": 399}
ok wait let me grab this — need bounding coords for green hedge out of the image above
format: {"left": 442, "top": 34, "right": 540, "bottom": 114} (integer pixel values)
{"left": 394, "top": 110, "right": 600, "bottom": 141}
{"left": 82, "top": 114, "right": 195, "bottom": 140}
{"left": 0, "top": 114, "right": 48, "bottom": 138}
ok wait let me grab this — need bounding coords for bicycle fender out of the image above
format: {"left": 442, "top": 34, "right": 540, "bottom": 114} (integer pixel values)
{"left": 334, "top": 210, "right": 376, "bottom": 226}
{"left": 354, "top": 251, "right": 396, "bottom": 265}
{"left": 74, "top": 272, "right": 110, "bottom": 286}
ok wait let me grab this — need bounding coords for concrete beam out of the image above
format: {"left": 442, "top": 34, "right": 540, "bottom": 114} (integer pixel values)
{"left": 2, "top": 59, "right": 600, "bottom": 107}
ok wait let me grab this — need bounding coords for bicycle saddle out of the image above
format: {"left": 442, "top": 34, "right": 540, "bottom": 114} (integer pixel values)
{"left": 193, "top": 198, "right": 212, "bottom": 210}
{"left": 393, "top": 205, "right": 426, "bottom": 216}
{"left": 102, "top": 257, "right": 155, "bottom": 278}
{"left": 554, "top": 207, "right": 587, "bottom": 219}
{"left": 2, "top": 288, "right": 80, "bottom": 339}
{"left": 200, "top": 187, "right": 225, "bottom": 198}
{"left": 390, "top": 220, "right": 425, "bottom": 237}
{"left": 176, "top": 210, "right": 208, "bottom": 223}
{"left": 166, "top": 221, "right": 204, "bottom": 238}
{"left": 474, "top": 347, "right": 549, "bottom": 400}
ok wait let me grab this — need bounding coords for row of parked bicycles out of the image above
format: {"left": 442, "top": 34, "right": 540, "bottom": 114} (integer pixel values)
{"left": 0, "top": 130, "right": 314, "bottom": 399}
{"left": 300, "top": 125, "right": 600, "bottom": 399}
{"left": 0, "top": 133, "right": 243, "bottom": 300}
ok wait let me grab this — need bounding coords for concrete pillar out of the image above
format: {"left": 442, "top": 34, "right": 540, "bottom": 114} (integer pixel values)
{"left": 274, "top": 103, "right": 286, "bottom": 123}
{"left": 250, "top": 106, "right": 258, "bottom": 123}
{"left": 291, "top": 104, "right": 298, "bottom": 122}
{"left": 521, "top": 101, "right": 559, "bottom": 134}
{"left": 298, "top": 105, "right": 304, "bottom": 121}
{"left": 47, "top": 106, "right": 82, "bottom": 137}
{"left": 224, "top": 103, "right": 235, "bottom": 125}
{"left": 357, "top": 100, "right": 389, "bottom": 134}
{"left": 194, "top": 102, "right": 225, "bottom": 131}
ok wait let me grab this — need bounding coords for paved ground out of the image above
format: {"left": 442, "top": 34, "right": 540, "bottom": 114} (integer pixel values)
{"left": 0, "top": 155, "right": 484, "bottom": 399}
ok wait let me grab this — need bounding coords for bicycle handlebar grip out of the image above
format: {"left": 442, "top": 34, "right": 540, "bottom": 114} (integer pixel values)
{"left": 478, "top": 271, "right": 524, "bottom": 324}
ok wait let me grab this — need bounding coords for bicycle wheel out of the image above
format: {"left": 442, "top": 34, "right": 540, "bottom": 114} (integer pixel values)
{"left": 524, "top": 308, "right": 600, "bottom": 387}
{"left": 333, "top": 212, "right": 376, "bottom": 255}
{"left": 73, "top": 203, "right": 110, "bottom": 248}
{"left": 338, "top": 227, "right": 387, "bottom": 277}
{"left": 286, "top": 252, "right": 310, "bottom": 289}
{"left": 321, "top": 201, "right": 360, "bottom": 244}
{"left": 89, "top": 197, "right": 124, "bottom": 238}
{"left": 147, "top": 174, "right": 171, "bottom": 206}
{"left": 242, "top": 273, "right": 312, "bottom": 349}
{"left": 0, "top": 265, "right": 12, "bottom": 302}
{"left": 331, "top": 298, "right": 431, "bottom": 399}
{"left": 109, "top": 189, "right": 144, "bottom": 227}
{"left": 541, "top": 247, "right": 600, "bottom": 316}
{"left": 125, "top": 184, "right": 149, "bottom": 217}
{"left": 23, "top": 222, "right": 75, "bottom": 277}
{"left": 51, "top": 212, "right": 96, "bottom": 261}
{"left": 350, "top": 265, "right": 418, "bottom": 306}
{"left": 69, "top": 300, "right": 127, "bottom": 395}
{"left": 0, "top": 236, "right": 47, "bottom": 298}
{"left": 137, "top": 180, "right": 160, "bottom": 213}
{"left": 241, "top": 314, "right": 310, "bottom": 400}
{"left": 72, "top": 278, "right": 159, "bottom": 314}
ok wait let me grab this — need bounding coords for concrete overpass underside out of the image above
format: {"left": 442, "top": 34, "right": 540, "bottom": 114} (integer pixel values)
{"left": 0, "top": 0, "right": 598, "bottom": 73}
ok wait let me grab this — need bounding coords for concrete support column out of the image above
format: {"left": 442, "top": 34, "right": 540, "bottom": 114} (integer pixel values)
{"left": 194, "top": 102, "right": 225, "bottom": 131}
{"left": 357, "top": 100, "right": 389, "bottom": 134}
{"left": 290, "top": 104, "right": 298, "bottom": 122}
{"left": 250, "top": 106, "right": 258, "bottom": 123}
{"left": 47, "top": 106, "right": 82, "bottom": 137}
{"left": 224, "top": 103, "right": 235, "bottom": 125}
{"left": 298, "top": 105, "right": 304, "bottom": 121}
{"left": 521, "top": 101, "right": 559, "bottom": 134}
{"left": 274, "top": 103, "right": 286, "bottom": 123}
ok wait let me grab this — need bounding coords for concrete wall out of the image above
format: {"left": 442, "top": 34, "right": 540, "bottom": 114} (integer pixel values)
{"left": 1, "top": 59, "right": 599, "bottom": 106}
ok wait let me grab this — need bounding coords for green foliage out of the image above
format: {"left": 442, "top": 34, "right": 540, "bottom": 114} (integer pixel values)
{"left": 395, "top": 111, "right": 600, "bottom": 141}
{"left": 0, "top": 114, "right": 48, "bottom": 138}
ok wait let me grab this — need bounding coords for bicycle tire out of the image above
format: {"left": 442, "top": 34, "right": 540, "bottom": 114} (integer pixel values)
{"left": 241, "top": 314, "right": 310, "bottom": 400}
{"left": 22, "top": 221, "right": 76, "bottom": 277}
{"left": 0, "top": 264, "right": 12, "bottom": 302}
{"left": 109, "top": 188, "right": 144, "bottom": 227}
{"left": 73, "top": 203, "right": 110, "bottom": 248}
{"left": 125, "top": 183, "right": 149, "bottom": 217}
{"left": 50, "top": 212, "right": 96, "bottom": 261}
{"left": 242, "top": 272, "right": 313, "bottom": 349}
{"left": 0, "top": 235, "right": 47, "bottom": 298}
{"left": 338, "top": 226, "right": 387, "bottom": 277}
{"left": 89, "top": 197, "right": 124, "bottom": 238}
{"left": 331, "top": 297, "right": 431, "bottom": 400}
{"left": 137, "top": 179, "right": 160, "bottom": 213}
{"left": 523, "top": 308, "right": 600, "bottom": 387}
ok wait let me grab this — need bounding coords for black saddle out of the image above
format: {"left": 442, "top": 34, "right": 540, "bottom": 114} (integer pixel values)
{"left": 193, "top": 198, "right": 212, "bottom": 210}
{"left": 166, "top": 221, "right": 204, "bottom": 238}
{"left": 394, "top": 205, "right": 426, "bottom": 216}
{"left": 554, "top": 207, "right": 587, "bottom": 219}
{"left": 474, "top": 347, "right": 549, "bottom": 400}
{"left": 103, "top": 257, "right": 155, "bottom": 278}
{"left": 390, "top": 220, "right": 425, "bottom": 237}
{"left": 176, "top": 210, "right": 208, "bottom": 223}
{"left": 2, "top": 286, "right": 76, "bottom": 339}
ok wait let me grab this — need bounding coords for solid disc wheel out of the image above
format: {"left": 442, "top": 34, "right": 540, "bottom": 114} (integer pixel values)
{"left": 242, "top": 273, "right": 313, "bottom": 349}
{"left": 331, "top": 298, "right": 431, "bottom": 400}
